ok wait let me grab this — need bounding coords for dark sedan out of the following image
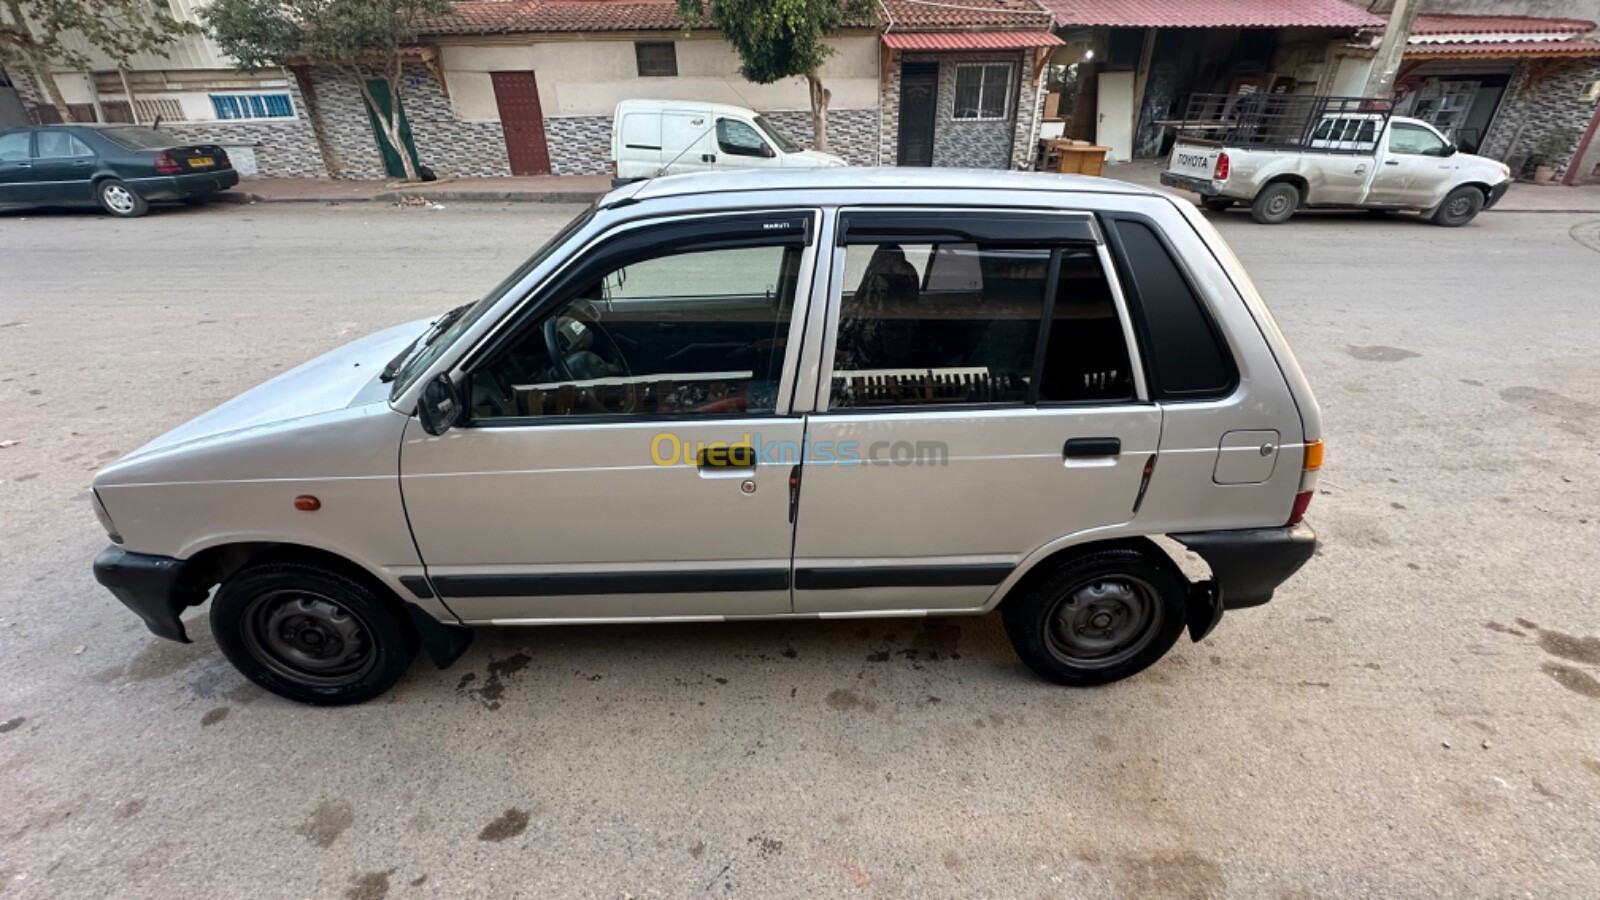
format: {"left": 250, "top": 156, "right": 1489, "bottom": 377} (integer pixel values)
{"left": 0, "top": 124, "right": 240, "bottom": 218}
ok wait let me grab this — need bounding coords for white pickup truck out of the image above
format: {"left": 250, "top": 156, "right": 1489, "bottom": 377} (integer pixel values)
{"left": 1161, "top": 111, "right": 1513, "bottom": 226}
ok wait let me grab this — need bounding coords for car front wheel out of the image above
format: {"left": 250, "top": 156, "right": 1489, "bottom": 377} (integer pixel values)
{"left": 96, "top": 179, "right": 149, "bottom": 218}
{"left": 1001, "top": 547, "right": 1189, "bottom": 686}
{"left": 211, "top": 561, "right": 418, "bottom": 705}
{"left": 1432, "top": 186, "right": 1485, "bottom": 227}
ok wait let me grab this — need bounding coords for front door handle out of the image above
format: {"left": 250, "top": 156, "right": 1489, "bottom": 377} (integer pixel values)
{"left": 1064, "top": 437, "right": 1121, "bottom": 458}
{"left": 1384, "top": 160, "right": 1400, "bottom": 166}
{"left": 697, "top": 444, "right": 755, "bottom": 472}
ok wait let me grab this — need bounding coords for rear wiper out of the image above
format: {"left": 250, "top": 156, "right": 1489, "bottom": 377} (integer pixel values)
{"left": 380, "top": 302, "right": 472, "bottom": 383}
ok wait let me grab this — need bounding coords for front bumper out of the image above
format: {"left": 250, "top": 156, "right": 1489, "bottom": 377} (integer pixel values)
{"left": 1171, "top": 523, "right": 1318, "bottom": 611}
{"left": 92, "top": 546, "right": 207, "bottom": 643}
{"left": 1484, "top": 179, "right": 1512, "bottom": 210}
{"left": 130, "top": 169, "right": 240, "bottom": 202}
{"left": 1160, "top": 172, "right": 1222, "bottom": 197}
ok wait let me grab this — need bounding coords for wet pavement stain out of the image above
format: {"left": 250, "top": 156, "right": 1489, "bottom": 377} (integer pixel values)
{"left": 747, "top": 833, "right": 783, "bottom": 858}
{"left": 0, "top": 717, "right": 23, "bottom": 734}
{"left": 200, "top": 707, "right": 230, "bottom": 727}
{"left": 456, "top": 651, "right": 533, "bottom": 710}
{"left": 344, "top": 869, "right": 393, "bottom": 900}
{"left": 1536, "top": 629, "right": 1600, "bottom": 666}
{"left": 1499, "top": 386, "right": 1598, "bottom": 420}
{"left": 116, "top": 798, "right": 145, "bottom": 819}
{"left": 1542, "top": 663, "right": 1600, "bottom": 699}
{"left": 1345, "top": 345, "right": 1421, "bottom": 362}
{"left": 408, "top": 875, "right": 428, "bottom": 887}
{"left": 689, "top": 839, "right": 706, "bottom": 859}
{"left": 1109, "top": 851, "right": 1225, "bottom": 900}
{"left": 295, "top": 800, "right": 354, "bottom": 848}
{"left": 1484, "top": 622, "right": 1526, "bottom": 637}
{"left": 478, "top": 807, "right": 529, "bottom": 842}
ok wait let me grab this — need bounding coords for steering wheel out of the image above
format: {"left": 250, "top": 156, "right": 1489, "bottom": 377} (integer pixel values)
{"left": 543, "top": 316, "right": 578, "bottom": 381}
{"left": 542, "top": 314, "right": 635, "bottom": 392}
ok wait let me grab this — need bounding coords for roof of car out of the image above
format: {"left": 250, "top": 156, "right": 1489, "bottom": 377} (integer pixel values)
{"left": 613, "top": 167, "right": 1159, "bottom": 206}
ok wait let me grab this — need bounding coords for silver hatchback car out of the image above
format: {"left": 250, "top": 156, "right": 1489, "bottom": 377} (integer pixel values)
{"left": 90, "top": 169, "right": 1322, "bottom": 705}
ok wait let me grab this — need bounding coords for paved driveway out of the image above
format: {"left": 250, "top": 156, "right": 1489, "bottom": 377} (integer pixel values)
{"left": 1, "top": 202, "right": 1597, "bottom": 899}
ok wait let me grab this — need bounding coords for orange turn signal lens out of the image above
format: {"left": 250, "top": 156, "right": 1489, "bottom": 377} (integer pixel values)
{"left": 1303, "top": 440, "right": 1324, "bottom": 471}
{"left": 293, "top": 495, "right": 321, "bottom": 512}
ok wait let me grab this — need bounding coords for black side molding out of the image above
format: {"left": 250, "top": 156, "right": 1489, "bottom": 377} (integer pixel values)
{"left": 794, "top": 564, "right": 1013, "bottom": 591}
{"left": 431, "top": 568, "right": 791, "bottom": 598}
{"left": 1171, "top": 523, "right": 1317, "bottom": 610}
{"left": 398, "top": 575, "right": 434, "bottom": 599}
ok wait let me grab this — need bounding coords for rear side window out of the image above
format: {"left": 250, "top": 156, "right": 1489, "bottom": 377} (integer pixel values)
{"left": 1105, "top": 217, "right": 1236, "bottom": 399}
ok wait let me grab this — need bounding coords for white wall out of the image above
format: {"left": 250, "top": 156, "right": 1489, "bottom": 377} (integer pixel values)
{"left": 440, "top": 34, "right": 881, "bottom": 121}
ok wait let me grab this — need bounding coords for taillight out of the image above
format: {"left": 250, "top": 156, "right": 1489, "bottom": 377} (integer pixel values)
{"left": 1287, "top": 439, "right": 1323, "bottom": 526}
{"left": 609, "top": 160, "right": 618, "bottom": 176}
{"left": 154, "top": 151, "right": 182, "bottom": 174}
{"left": 1213, "top": 152, "right": 1230, "bottom": 181}
{"left": 218, "top": 149, "right": 232, "bottom": 169}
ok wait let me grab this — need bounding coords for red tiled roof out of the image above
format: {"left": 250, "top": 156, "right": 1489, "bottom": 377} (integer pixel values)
{"left": 1409, "top": 14, "right": 1596, "bottom": 37}
{"left": 883, "top": 30, "right": 1062, "bottom": 50}
{"left": 880, "top": 0, "right": 1051, "bottom": 32}
{"left": 424, "top": 0, "right": 886, "bottom": 36}
{"left": 1043, "top": 0, "right": 1381, "bottom": 29}
{"left": 1405, "top": 39, "right": 1600, "bottom": 59}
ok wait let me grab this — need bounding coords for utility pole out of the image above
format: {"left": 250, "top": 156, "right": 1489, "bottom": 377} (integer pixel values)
{"left": 1364, "top": 0, "right": 1423, "bottom": 99}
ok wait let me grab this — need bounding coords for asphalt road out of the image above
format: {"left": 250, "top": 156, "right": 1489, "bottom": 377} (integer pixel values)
{"left": 1, "top": 199, "right": 1598, "bottom": 900}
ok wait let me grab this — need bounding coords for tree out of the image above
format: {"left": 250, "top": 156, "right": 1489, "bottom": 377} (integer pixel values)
{"left": 0, "top": 0, "right": 197, "bottom": 122}
{"left": 205, "top": 0, "right": 450, "bottom": 182}
{"left": 677, "top": 0, "right": 871, "bottom": 153}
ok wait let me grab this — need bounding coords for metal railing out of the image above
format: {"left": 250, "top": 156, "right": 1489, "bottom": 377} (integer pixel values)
{"left": 1168, "top": 93, "right": 1394, "bottom": 154}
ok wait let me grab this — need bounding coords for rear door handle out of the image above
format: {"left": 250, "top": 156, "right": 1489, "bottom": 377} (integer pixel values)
{"left": 1064, "top": 437, "right": 1121, "bottom": 458}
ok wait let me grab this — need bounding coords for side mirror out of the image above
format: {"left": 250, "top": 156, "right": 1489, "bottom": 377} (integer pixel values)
{"left": 1443, "top": 143, "right": 1458, "bottom": 157}
{"left": 761, "top": 143, "right": 776, "bottom": 159}
{"left": 417, "top": 372, "right": 462, "bottom": 436}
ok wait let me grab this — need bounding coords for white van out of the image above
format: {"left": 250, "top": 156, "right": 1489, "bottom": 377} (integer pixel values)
{"left": 611, "top": 99, "right": 846, "bottom": 182}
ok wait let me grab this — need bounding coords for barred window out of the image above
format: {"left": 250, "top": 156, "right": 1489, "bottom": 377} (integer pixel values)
{"left": 953, "top": 63, "right": 1011, "bottom": 121}
{"left": 635, "top": 42, "right": 678, "bottom": 77}
{"left": 210, "top": 93, "right": 294, "bottom": 120}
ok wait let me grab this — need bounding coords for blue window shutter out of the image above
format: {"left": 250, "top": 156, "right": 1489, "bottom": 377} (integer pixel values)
{"left": 265, "top": 94, "right": 292, "bottom": 117}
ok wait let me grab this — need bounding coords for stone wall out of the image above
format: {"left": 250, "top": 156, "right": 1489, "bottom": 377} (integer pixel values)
{"left": 757, "top": 108, "right": 881, "bottom": 166}
{"left": 1480, "top": 58, "right": 1600, "bottom": 178}
{"left": 162, "top": 77, "right": 326, "bottom": 177}
{"left": 307, "top": 64, "right": 512, "bottom": 179}
{"left": 880, "top": 50, "right": 1040, "bottom": 171}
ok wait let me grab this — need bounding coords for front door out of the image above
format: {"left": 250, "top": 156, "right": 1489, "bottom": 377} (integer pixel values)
{"left": 1096, "top": 71, "right": 1135, "bottom": 162}
{"left": 0, "top": 130, "right": 34, "bottom": 204}
{"left": 897, "top": 62, "right": 938, "bottom": 166}
{"left": 791, "top": 209, "right": 1162, "bottom": 613}
{"left": 363, "top": 79, "right": 420, "bottom": 179}
{"left": 491, "top": 71, "right": 551, "bottom": 176}
{"left": 1365, "top": 121, "right": 1456, "bottom": 206}
{"left": 30, "top": 129, "right": 96, "bottom": 204}
{"left": 401, "top": 210, "right": 820, "bottom": 623}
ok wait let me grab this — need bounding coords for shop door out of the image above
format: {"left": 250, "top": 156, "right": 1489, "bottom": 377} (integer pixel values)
{"left": 897, "top": 62, "right": 938, "bottom": 166}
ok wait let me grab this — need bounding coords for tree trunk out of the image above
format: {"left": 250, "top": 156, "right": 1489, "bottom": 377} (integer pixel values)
{"left": 806, "top": 72, "right": 830, "bottom": 152}
{"left": 354, "top": 70, "right": 421, "bottom": 183}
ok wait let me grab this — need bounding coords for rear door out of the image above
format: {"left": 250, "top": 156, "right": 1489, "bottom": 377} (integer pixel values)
{"left": 401, "top": 209, "right": 820, "bottom": 623}
{"left": 791, "top": 209, "right": 1161, "bottom": 613}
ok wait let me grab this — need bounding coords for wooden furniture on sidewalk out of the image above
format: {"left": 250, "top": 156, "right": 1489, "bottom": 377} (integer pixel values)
{"left": 1038, "top": 139, "right": 1111, "bottom": 176}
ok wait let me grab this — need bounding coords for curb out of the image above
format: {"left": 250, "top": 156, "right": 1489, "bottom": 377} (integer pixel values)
{"left": 215, "top": 189, "right": 603, "bottom": 205}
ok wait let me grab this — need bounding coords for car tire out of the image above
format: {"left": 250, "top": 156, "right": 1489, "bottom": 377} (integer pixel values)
{"left": 96, "top": 179, "right": 149, "bottom": 218}
{"left": 1201, "top": 197, "right": 1233, "bottom": 212}
{"left": 1432, "top": 186, "right": 1484, "bottom": 227}
{"left": 1001, "top": 547, "right": 1189, "bottom": 687}
{"left": 1251, "top": 182, "right": 1300, "bottom": 224}
{"left": 211, "top": 561, "right": 418, "bottom": 706}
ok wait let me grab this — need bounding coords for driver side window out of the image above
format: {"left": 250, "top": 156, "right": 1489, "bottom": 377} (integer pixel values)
{"left": 716, "top": 118, "right": 769, "bottom": 157}
{"left": 1388, "top": 123, "right": 1446, "bottom": 156}
{"left": 470, "top": 241, "right": 802, "bottom": 421}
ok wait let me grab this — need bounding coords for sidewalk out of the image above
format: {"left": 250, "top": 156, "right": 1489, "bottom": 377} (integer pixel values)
{"left": 222, "top": 174, "right": 614, "bottom": 205}
{"left": 223, "top": 166, "right": 1600, "bottom": 213}
{"left": 1101, "top": 159, "right": 1600, "bottom": 213}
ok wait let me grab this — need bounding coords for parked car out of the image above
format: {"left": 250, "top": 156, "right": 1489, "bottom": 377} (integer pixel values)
{"left": 91, "top": 169, "right": 1322, "bottom": 705}
{"left": 611, "top": 98, "right": 845, "bottom": 184}
{"left": 1162, "top": 106, "right": 1512, "bottom": 226}
{"left": 0, "top": 124, "right": 239, "bottom": 217}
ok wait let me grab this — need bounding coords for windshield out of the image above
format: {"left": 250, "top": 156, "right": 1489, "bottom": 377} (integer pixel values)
{"left": 98, "top": 127, "right": 177, "bottom": 150}
{"left": 753, "top": 115, "right": 802, "bottom": 154}
{"left": 389, "top": 204, "right": 597, "bottom": 400}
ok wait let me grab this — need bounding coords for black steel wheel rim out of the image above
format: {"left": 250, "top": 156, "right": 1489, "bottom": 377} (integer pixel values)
{"left": 1446, "top": 196, "right": 1473, "bottom": 218}
{"left": 240, "top": 590, "right": 377, "bottom": 686}
{"left": 1266, "top": 193, "right": 1291, "bottom": 216}
{"left": 1043, "top": 576, "right": 1164, "bottom": 670}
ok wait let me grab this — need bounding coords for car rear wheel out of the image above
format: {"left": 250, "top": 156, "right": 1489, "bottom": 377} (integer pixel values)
{"left": 1251, "top": 182, "right": 1300, "bottom": 224}
{"left": 1201, "top": 197, "right": 1234, "bottom": 212}
{"left": 96, "top": 179, "right": 149, "bottom": 218}
{"left": 1001, "top": 547, "right": 1189, "bottom": 686}
{"left": 211, "top": 562, "right": 418, "bottom": 705}
{"left": 1432, "top": 186, "right": 1484, "bottom": 227}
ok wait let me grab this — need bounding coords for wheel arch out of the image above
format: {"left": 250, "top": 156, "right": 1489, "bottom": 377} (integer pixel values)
{"left": 1260, "top": 173, "right": 1309, "bottom": 199}
{"left": 985, "top": 534, "right": 1193, "bottom": 613}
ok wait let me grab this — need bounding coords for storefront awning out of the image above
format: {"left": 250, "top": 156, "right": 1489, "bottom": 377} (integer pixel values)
{"left": 882, "top": 31, "right": 1064, "bottom": 51}
{"left": 1043, "top": 0, "right": 1382, "bottom": 30}
{"left": 1405, "top": 39, "right": 1600, "bottom": 60}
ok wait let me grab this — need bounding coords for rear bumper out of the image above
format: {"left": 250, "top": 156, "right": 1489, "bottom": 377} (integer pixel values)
{"left": 1484, "top": 178, "right": 1512, "bottom": 210}
{"left": 1171, "top": 523, "right": 1318, "bottom": 610}
{"left": 1160, "top": 172, "right": 1222, "bottom": 197}
{"left": 92, "top": 546, "right": 207, "bottom": 643}
{"left": 129, "top": 170, "right": 240, "bottom": 201}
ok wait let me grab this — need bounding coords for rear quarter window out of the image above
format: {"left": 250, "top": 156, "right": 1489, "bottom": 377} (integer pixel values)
{"left": 1103, "top": 216, "right": 1237, "bottom": 399}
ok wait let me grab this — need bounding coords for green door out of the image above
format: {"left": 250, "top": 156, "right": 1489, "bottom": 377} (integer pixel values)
{"left": 364, "top": 79, "right": 421, "bottom": 178}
